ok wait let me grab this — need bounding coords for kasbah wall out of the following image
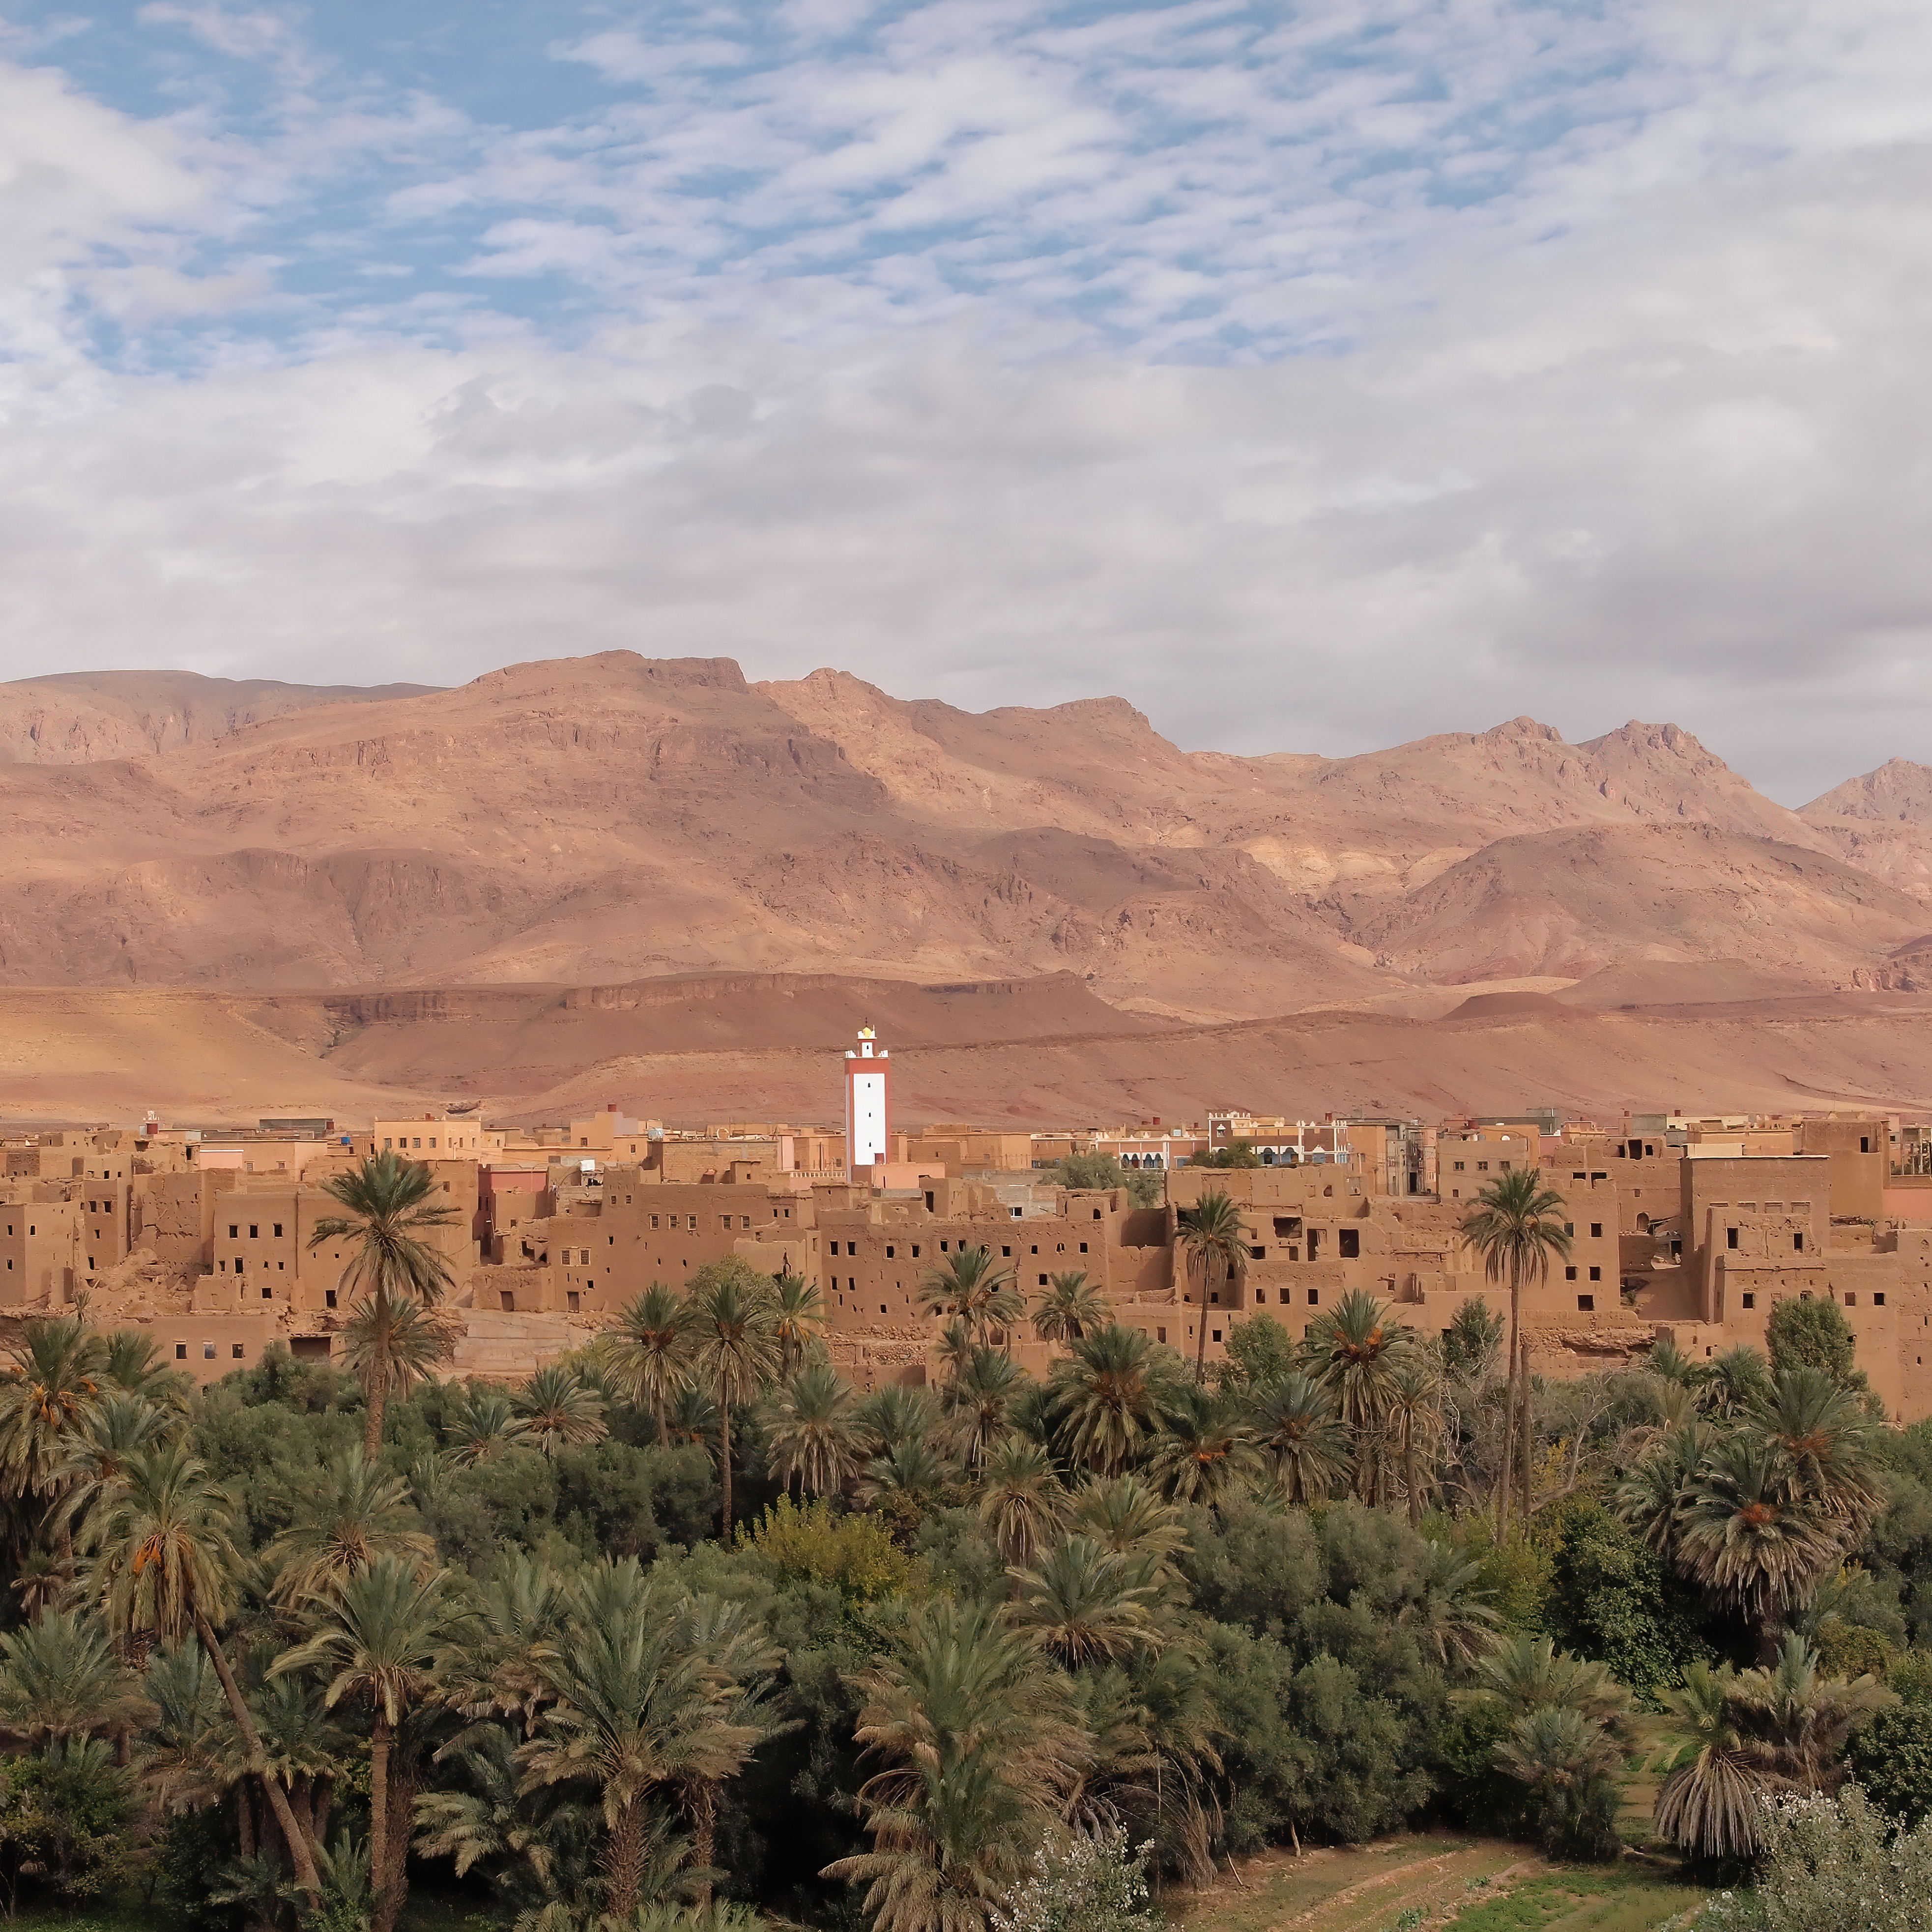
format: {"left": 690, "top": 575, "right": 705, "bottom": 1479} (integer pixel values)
{"left": 6, "top": 1035, "right": 1932, "bottom": 1417}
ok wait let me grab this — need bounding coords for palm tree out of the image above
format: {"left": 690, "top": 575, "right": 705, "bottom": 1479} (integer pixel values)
{"left": 934, "top": 1317, "right": 976, "bottom": 1387}
{"left": 519, "top": 1566, "right": 764, "bottom": 1921}
{"left": 1176, "top": 1191, "right": 1247, "bottom": 1386}
{"left": 662, "top": 1384, "right": 721, "bottom": 1453}
{"left": 853, "top": 1383, "right": 941, "bottom": 1459}
{"left": 1647, "top": 1336, "right": 1695, "bottom": 1387}
{"left": 1695, "top": 1345, "right": 1772, "bottom": 1421}
{"left": 514, "top": 1363, "right": 609, "bottom": 1455}
{"left": 0, "top": 1606, "right": 154, "bottom": 1743}
{"left": 602, "top": 1284, "right": 694, "bottom": 1444}
{"left": 49, "top": 1391, "right": 177, "bottom": 1551}
{"left": 1470, "top": 1634, "right": 1633, "bottom": 1736}
{"left": 340, "top": 1289, "right": 454, "bottom": 1446}
{"left": 686, "top": 1263, "right": 782, "bottom": 1542}
{"left": 1675, "top": 1435, "right": 1846, "bottom": 1657}
{"left": 919, "top": 1246, "right": 1025, "bottom": 1351}
{"left": 1146, "top": 1384, "right": 1261, "bottom": 1508}
{"left": 772, "top": 1269, "right": 827, "bottom": 1376}
{"left": 823, "top": 1597, "right": 1090, "bottom": 1932}
{"left": 943, "top": 1347, "right": 1021, "bottom": 1473}
{"left": 308, "top": 1150, "right": 459, "bottom": 1453}
{"left": 437, "top": 1550, "right": 571, "bottom": 1742}
{"left": 263, "top": 1445, "right": 436, "bottom": 1605}
{"left": 1387, "top": 1353, "right": 1444, "bottom": 1528}
{"left": 767, "top": 1358, "right": 861, "bottom": 1499}
{"left": 102, "top": 1329, "right": 192, "bottom": 1409}
{"left": 671, "top": 1592, "right": 784, "bottom": 1906}
{"left": 859, "top": 1437, "right": 955, "bottom": 1515}
{"left": 1032, "top": 1272, "right": 1107, "bottom": 1347}
{"left": 1651, "top": 1661, "right": 1766, "bottom": 1860}
{"left": 1730, "top": 1632, "right": 1895, "bottom": 1789}
{"left": 1754, "top": 1366, "right": 1880, "bottom": 1532}
{"left": 1251, "top": 1371, "right": 1353, "bottom": 1503}
{"left": 81, "top": 1439, "right": 323, "bottom": 1898}
{"left": 1496, "top": 1703, "right": 1624, "bottom": 1857}
{"left": 1614, "top": 1419, "right": 1711, "bottom": 1558}
{"left": 1459, "top": 1169, "right": 1570, "bottom": 1533}
{"left": 977, "top": 1437, "right": 1065, "bottom": 1569}
{"left": 1401, "top": 1542, "right": 1500, "bottom": 1672}
{"left": 0, "top": 1318, "right": 108, "bottom": 1513}
{"left": 1050, "top": 1326, "right": 1175, "bottom": 1476}
{"left": 443, "top": 1385, "right": 533, "bottom": 1465}
{"left": 1009, "top": 1536, "right": 1158, "bottom": 1667}
{"left": 1064, "top": 1475, "right": 1188, "bottom": 1586}
{"left": 1304, "top": 1288, "right": 1413, "bottom": 1503}
{"left": 277, "top": 1554, "right": 471, "bottom": 1932}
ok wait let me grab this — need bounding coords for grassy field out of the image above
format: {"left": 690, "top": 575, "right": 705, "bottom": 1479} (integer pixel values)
{"left": 1174, "top": 1832, "right": 1713, "bottom": 1932}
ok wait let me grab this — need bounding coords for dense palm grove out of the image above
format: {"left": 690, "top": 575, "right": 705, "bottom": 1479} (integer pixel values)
{"left": 0, "top": 1155, "right": 1926, "bottom": 1930}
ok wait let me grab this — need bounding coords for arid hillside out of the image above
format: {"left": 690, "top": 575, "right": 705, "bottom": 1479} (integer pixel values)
{"left": 1, "top": 654, "right": 1928, "bottom": 1022}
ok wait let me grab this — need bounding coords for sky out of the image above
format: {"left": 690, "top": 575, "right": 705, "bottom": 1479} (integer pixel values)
{"left": 0, "top": 2, "right": 1930, "bottom": 802}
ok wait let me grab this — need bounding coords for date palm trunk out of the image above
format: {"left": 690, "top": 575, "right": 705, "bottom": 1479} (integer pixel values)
{"left": 194, "top": 1608, "right": 321, "bottom": 1899}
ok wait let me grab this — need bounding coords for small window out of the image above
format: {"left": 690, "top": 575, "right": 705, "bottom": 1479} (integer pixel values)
{"left": 1249, "top": 1245, "right": 1265, "bottom": 1261}
{"left": 911, "top": 1244, "right": 922, "bottom": 1258}
{"left": 1307, "top": 1289, "right": 1319, "bottom": 1305}
{"left": 1565, "top": 1266, "right": 1578, "bottom": 1281}
{"left": 1741, "top": 1293, "right": 1756, "bottom": 1309}
{"left": 175, "top": 1344, "right": 187, "bottom": 1360}
{"left": 232, "top": 1343, "right": 246, "bottom": 1359}
{"left": 1590, "top": 1222, "right": 1602, "bottom": 1239}
{"left": 1862, "top": 1137, "right": 1871, "bottom": 1153}
{"left": 1794, "top": 1232, "right": 1805, "bottom": 1252}
{"left": 1727, "top": 1227, "right": 1740, "bottom": 1250}
{"left": 202, "top": 1343, "right": 216, "bottom": 1360}
{"left": 228, "top": 1224, "right": 239, "bottom": 1240}
{"left": 886, "top": 1245, "right": 895, "bottom": 1259}
{"left": 1845, "top": 1293, "right": 1857, "bottom": 1307}
{"left": 1477, "top": 1160, "right": 1489, "bottom": 1171}
{"left": 273, "top": 1223, "right": 283, "bottom": 1238}
{"left": 1254, "top": 1288, "right": 1267, "bottom": 1303}
{"left": 1588, "top": 1266, "right": 1601, "bottom": 1281}
{"left": 1001, "top": 1245, "right": 1011, "bottom": 1257}
{"left": 1079, "top": 1241, "right": 1090, "bottom": 1254}
{"left": 1338, "top": 1229, "right": 1359, "bottom": 1259}
{"left": 1577, "top": 1295, "right": 1594, "bottom": 1311}
{"left": 1211, "top": 1330, "right": 1221, "bottom": 1344}
{"left": 1564, "top": 1222, "right": 1575, "bottom": 1236}
{"left": 1093, "top": 1208, "right": 1102, "bottom": 1220}
{"left": 325, "top": 1289, "right": 337, "bottom": 1308}
{"left": 1875, "top": 1293, "right": 1887, "bottom": 1306}
{"left": 1453, "top": 1160, "right": 1465, "bottom": 1172}
{"left": 1156, "top": 1327, "right": 1167, "bottom": 1344}
{"left": 1038, "top": 1274, "right": 1048, "bottom": 1286}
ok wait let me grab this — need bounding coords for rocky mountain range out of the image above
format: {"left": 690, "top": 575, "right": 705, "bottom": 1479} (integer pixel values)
{"left": 0, "top": 653, "right": 1928, "bottom": 1021}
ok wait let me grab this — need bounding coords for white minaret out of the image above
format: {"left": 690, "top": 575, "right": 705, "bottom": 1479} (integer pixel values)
{"left": 844, "top": 1026, "right": 891, "bottom": 1180}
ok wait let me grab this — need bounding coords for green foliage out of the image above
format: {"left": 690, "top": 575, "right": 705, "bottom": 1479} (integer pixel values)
{"left": 744, "top": 1498, "right": 923, "bottom": 1605}
{"left": 1212, "top": 1313, "right": 1297, "bottom": 1394}
{"left": 1433, "top": 1512, "right": 1552, "bottom": 1635}
{"left": 1543, "top": 1495, "right": 1713, "bottom": 1698}
{"left": 1766, "top": 1296, "right": 1860, "bottom": 1388}
{"left": 152, "top": 1804, "right": 244, "bottom": 1931}
{"left": 1186, "top": 1141, "right": 1262, "bottom": 1169}
{"left": 0, "top": 1741, "right": 133, "bottom": 1913}
{"left": 1053, "top": 1154, "right": 1161, "bottom": 1210}
{"left": 1846, "top": 1704, "right": 1932, "bottom": 1824}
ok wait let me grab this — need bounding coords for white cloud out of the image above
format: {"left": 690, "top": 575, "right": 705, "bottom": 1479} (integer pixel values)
{"left": 2, "top": 5, "right": 1932, "bottom": 807}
